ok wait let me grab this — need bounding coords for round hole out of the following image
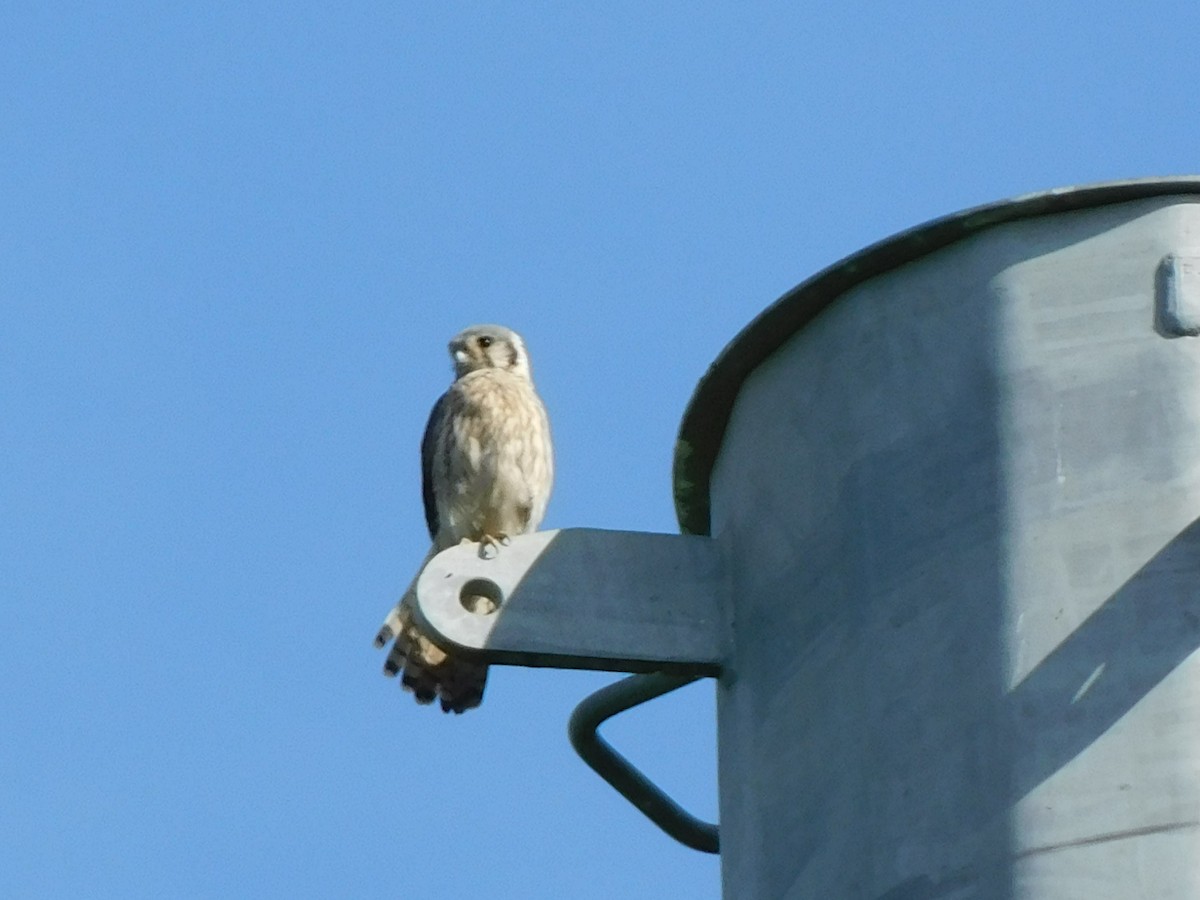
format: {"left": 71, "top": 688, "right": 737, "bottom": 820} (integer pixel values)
{"left": 460, "top": 578, "right": 503, "bottom": 615}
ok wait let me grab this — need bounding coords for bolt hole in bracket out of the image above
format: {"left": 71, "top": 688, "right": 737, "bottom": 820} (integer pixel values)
{"left": 459, "top": 577, "right": 503, "bottom": 614}
{"left": 411, "top": 528, "right": 726, "bottom": 853}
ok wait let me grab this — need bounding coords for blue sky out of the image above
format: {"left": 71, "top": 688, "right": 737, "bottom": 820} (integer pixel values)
{"left": 3, "top": 3, "right": 1198, "bottom": 898}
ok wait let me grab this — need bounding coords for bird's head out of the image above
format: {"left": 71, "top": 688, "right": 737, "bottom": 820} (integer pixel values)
{"left": 448, "top": 324, "right": 533, "bottom": 381}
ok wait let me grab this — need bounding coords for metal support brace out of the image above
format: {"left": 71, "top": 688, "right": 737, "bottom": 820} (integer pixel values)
{"left": 568, "top": 673, "right": 720, "bottom": 854}
{"left": 411, "top": 527, "right": 727, "bottom": 851}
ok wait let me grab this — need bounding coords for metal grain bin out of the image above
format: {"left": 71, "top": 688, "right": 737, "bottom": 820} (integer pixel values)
{"left": 673, "top": 177, "right": 1200, "bottom": 899}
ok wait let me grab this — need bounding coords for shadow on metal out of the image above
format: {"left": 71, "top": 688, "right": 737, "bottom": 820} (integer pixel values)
{"left": 1003, "top": 516, "right": 1200, "bottom": 812}
{"left": 568, "top": 673, "right": 720, "bottom": 854}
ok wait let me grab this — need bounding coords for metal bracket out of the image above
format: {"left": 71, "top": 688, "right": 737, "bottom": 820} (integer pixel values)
{"left": 414, "top": 528, "right": 726, "bottom": 675}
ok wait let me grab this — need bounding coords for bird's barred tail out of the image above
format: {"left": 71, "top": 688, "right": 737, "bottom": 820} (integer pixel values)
{"left": 375, "top": 548, "right": 488, "bottom": 714}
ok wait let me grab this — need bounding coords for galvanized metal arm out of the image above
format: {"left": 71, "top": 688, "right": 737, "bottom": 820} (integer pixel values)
{"left": 411, "top": 528, "right": 726, "bottom": 851}
{"left": 413, "top": 528, "right": 727, "bottom": 675}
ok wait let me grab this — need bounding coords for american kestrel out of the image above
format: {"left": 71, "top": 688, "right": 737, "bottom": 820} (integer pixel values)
{"left": 375, "top": 325, "right": 554, "bottom": 713}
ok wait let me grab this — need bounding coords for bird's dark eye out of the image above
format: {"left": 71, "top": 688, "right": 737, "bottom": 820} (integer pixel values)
{"left": 477, "top": 336, "right": 493, "bottom": 349}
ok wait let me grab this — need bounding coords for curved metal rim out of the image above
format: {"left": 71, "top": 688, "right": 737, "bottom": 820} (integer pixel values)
{"left": 568, "top": 673, "right": 719, "bottom": 854}
{"left": 672, "top": 175, "right": 1200, "bottom": 536}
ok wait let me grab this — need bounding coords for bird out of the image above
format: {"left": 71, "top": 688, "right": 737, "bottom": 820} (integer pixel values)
{"left": 375, "top": 324, "right": 554, "bottom": 713}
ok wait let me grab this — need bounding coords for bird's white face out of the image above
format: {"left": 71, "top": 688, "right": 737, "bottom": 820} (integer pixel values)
{"left": 449, "top": 325, "right": 531, "bottom": 380}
